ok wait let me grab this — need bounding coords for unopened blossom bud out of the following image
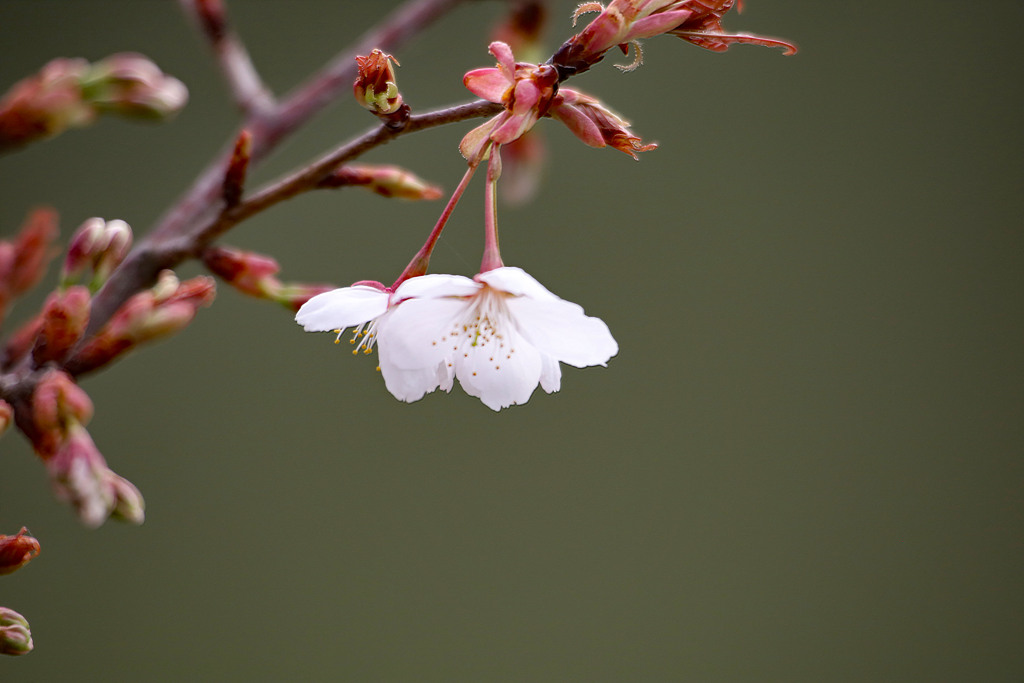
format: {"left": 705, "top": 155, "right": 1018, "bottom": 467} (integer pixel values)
{"left": 66, "top": 273, "right": 215, "bottom": 375}
{"left": 0, "top": 208, "right": 59, "bottom": 313}
{"left": 32, "top": 369, "right": 94, "bottom": 436}
{"left": 0, "top": 528, "right": 40, "bottom": 576}
{"left": 222, "top": 129, "right": 252, "bottom": 208}
{"left": 1, "top": 315, "right": 42, "bottom": 370}
{"left": 202, "top": 246, "right": 280, "bottom": 299}
{"left": 0, "top": 401, "right": 12, "bottom": 438}
{"left": 92, "top": 220, "right": 132, "bottom": 287}
{"left": 108, "top": 474, "right": 146, "bottom": 525}
{"left": 47, "top": 422, "right": 144, "bottom": 528}
{"left": 81, "top": 53, "right": 188, "bottom": 120}
{"left": 32, "top": 285, "right": 91, "bottom": 366}
{"left": 61, "top": 217, "right": 106, "bottom": 286}
{"left": 319, "top": 164, "right": 443, "bottom": 200}
{"left": 0, "top": 58, "right": 94, "bottom": 152}
{"left": 354, "top": 50, "right": 405, "bottom": 119}
{"left": 0, "top": 607, "right": 33, "bottom": 656}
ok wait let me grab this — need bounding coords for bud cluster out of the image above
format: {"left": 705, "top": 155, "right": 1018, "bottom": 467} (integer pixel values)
{"left": 0, "top": 210, "right": 213, "bottom": 526}
{"left": 0, "top": 53, "right": 187, "bottom": 152}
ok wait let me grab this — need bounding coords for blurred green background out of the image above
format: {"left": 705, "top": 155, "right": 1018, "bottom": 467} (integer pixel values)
{"left": 2, "top": 1, "right": 1022, "bottom": 680}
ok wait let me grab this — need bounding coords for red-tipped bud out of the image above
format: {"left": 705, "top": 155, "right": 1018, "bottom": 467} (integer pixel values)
{"left": 29, "top": 369, "right": 93, "bottom": 458}
{"left": 0, "top": 58, "right": 94, "bottom": 152}
{"left": 320, "top": 164, "right": 443, "bottom": 200}
{"left": 1, "top": 315, "right": 43, "bottom": 371}
{"left": 195, "top": 0, "right": 227, "bottom": 41}
{"left": 550, "top": 88, "right": 656, "bottom": 159}
{"left": 66, "top": 272, "right": 215, "bottom": 375}
{"left": 202, "top": 246, "right": 280, "bottom": 298}
{"left": 2, "top": 207, "right": 59, "bottom": 299}
{"left": 201, "top": 246, "right": 334, "bottom": 311}
{"left": 32, "top": 285, "right": 91, "bottom": 366}
{"left": 62, "top": 217, "right": 106, "bottom": 286}
{"left": 0, "top": 608, "right": 32, "bottom": 656}
{"left": 222, "top": 129, "right": 252, "bottom": 208}
{"left": 0, "top": 528, "right": 40, "bottom": 576}
{"left": 81, "top": 53, "right": 188, "bottom": 120}
{"left": 32, "top": 369, "right": 93, "bottom": 433}
{"left": 0, "top": 401, "right": 12, "bottom": 438}
{"left": 46, "top": 422, "right": 144, "bottom": 528}
{"left": 354, "top": 50, "right": 404, "bottom": 117}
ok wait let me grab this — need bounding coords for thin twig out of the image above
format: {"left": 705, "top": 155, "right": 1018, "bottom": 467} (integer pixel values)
{"left": 82, "top": 0, "right": 470, "bottom": 339}
{"left": 178, "top": 0, "right": 275, "bottom": 116}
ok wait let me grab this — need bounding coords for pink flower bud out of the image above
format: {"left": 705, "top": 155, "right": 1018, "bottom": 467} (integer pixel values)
{"left": 91, "top": 219, "right": 132, "bottom": 287}
{"left": 61, "top": 217, "right": 106, "bottom": 286}
{"left": 320, "top": 164, "right": 443, "bottom": 200}
{"left": 202, "top": 246, "right": 279, "bottom": 298}
{"left": 222, "top": 130, "right": 252, "bottom": 208}
{"left": 0, "top": 607, "right": 33, "bottom": 656}
{"left": 32, "top": 369, "right": 93, "bottom": 436}
{"left": 2, "top": 207, "right": 59, "bottom": 300}
{"left": 354, "top": 50, "right": 404, "bottom": 116}
{"left": 32, "top": 285, "right": 91, "bottom": 366}
{"left": 81, "top": 53, "right": 188, "bottom": 120}
{"left": 0, "top": 58, "right": 94, "bottom": 152}
{"left": 66, "top": 273, "right": 215, "bottom": 375}
{"left": 0, "top": 528, "right": 40, "bottom": 576}
{"left": 1, "top": 315, "right": 43, "bottom": 370}
{"left": 46, "top": 423, "right": 144, "bottom": 528}
{"left": 0, "top": 401, "right": 12, "bottom": 438}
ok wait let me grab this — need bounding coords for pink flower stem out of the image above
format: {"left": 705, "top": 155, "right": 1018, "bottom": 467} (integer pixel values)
{"left": 479, "top": 144, "right": 504, "bottom": 273}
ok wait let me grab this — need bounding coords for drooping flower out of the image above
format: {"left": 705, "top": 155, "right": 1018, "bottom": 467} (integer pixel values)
{"left": 377, "top": 267, "right": 618, "bottom": 411}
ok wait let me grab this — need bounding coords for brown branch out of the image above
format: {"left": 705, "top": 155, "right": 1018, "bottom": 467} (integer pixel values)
{"left": 81, "top": 0, "right": 471, "bottom": 340}
{"left": 178, "top": 0, "right": 275, "bottom": 116}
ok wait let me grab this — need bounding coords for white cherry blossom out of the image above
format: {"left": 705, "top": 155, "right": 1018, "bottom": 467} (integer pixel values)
{"left": 377, "top": 267, "right": 617, "bottom": 411}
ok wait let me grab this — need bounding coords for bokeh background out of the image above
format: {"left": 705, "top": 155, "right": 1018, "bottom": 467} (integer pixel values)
{"left": 2, "top": 1, "right": 1022, "bottom": 680}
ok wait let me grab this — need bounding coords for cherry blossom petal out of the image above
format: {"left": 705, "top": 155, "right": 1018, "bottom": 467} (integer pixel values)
{"left": 460, "top": 115, "right": 503, "bottom": 160}
{"left": 377, "top": 296, "right": 466, "bottom": 370}
{"left": 294, "top": 286, "right": 389, "bottom": 332}
{"left": 462, "top": 67, "right": 510, "bottom": 103}
{"left": 454, "top": 325, "right": 543, "bottom": 411}
{"left": 488, "top": 41, "right": 516, "bottom": 81}
{"left": 491, "top": 111, "right": 539, "bottom": 144}
{"left": 623, "top": 9, "right": 692, "bottom": 41}
{"left": 379, "top": 360, "right": 452, "bottom": 404}
{"left": 549, "top": 102, "right": 606, "bottom": 148}
{"left": 507, "top": 296, "right": 618, "bottom": 368}
{"left": 392, "top": 273, "right": 480, "bottom": 303}
{"left": 539, "top": 354, "right": 562, "bottom": 394}
{"left": 476, "top": 266, "right": 558, "bottom": 301}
